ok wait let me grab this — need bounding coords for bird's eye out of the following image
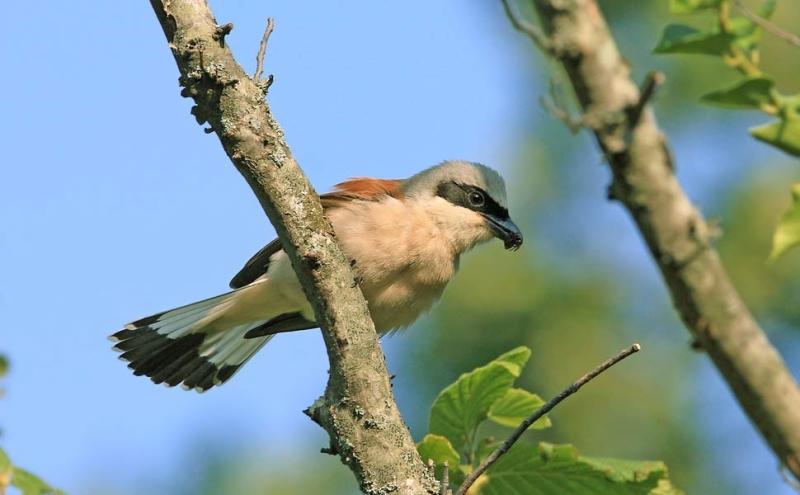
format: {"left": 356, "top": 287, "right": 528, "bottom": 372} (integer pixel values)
{"left": 468, "top": 190, "right": 485, "bottom": 207}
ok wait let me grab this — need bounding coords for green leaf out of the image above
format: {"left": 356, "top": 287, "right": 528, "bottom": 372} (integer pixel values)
{"left": 0, "top": 449, "right": 12, "bottom": 491}
{"left": 651, "top": 479, "right": 685, "bottom": 495}
{"left": 579, "top": 455, "right": 684, "bottom": 494}
{"left": 0, "top": 450, "right": 63, "bottom": 495}
{"left": 769, "top": 184, "right": 800, "bottom": 261}
{"left": 417, "top": 434, "right": 460, "bottom": 468}
{"left": 429, "top": 347, "right": 531, "bottom": 452}
{"left": 476, "top": 442, "right": 682, "bottom": 495}
{"left": 701, "top": 77, "right": 775, "bottom": 109}
{"left": 0, "top": 449, "right": 10, "bottom": 472}
{"left": 653, "top": 24, "right": 734, "bottom": 55}
{"left": 580, "top": 456, "right": 672, "bottom": 484}
{"left": 0, "top": 354, "right": 8, "bottom": 378}
{"left": 488, "top": 388, "right": 551, "bottom": 430}
{"left": 750, "top": 114, "right": 800, "bottom": 156}
{"left": 758, "top": 0, "right": 778, "bottom": 19}
{"left": 668, "top": 0, "right": 720, "bottom": 14}
{"left": 539, "top": 442, "right": 580, "bottom": 462}
{"left": 11, "top": 467, "right": 63, "bottom": 495}
{"left": 417, "top": 434, "right": 462, "bottom": 484}
{"left": 492, "top": 346, "right": 531, "bottom": 376}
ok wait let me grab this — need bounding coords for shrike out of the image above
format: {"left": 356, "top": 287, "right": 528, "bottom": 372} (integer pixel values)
{"left": 110, "top": 160, "right": 522, "bottom": 392}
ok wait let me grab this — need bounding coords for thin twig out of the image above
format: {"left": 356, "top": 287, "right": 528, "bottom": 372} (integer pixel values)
{"left": 440, "top": 461, "right": 450, "bottom": 495}
{"left": 455, "top": 343, "right": 642, "bottom": 495}
{"left": 733, "top": 0, "right": 800, "bottom": 48}
{"left": 628, "top": 71, "right": 665, "bottom": 128}
{"left": 540, "top": 95, "right": 585, "bottom": 133}
{"left": 539, "top": 78, "right": 587, "bottom": 133}
{"left": 500, "top": 0, "right": 552, "bottom": 53}
{"left": 254, "top": 17, "right": 275, "bottom": 81}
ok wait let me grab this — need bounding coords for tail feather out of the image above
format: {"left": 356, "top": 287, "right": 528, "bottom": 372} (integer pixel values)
{"left": 110, "top": 291, "right": 273, "bottom": 393}
{"left": 151, "top": 349, "right": 198, "bottom": 386}
{"left": 114, "top": 331, "right": 161, "bottom": 352}
{"left": 181, "top": 361, "right": 217, "bottom": 391}
{"left": 118, "top": 335, "right": 171, "bottom": 364}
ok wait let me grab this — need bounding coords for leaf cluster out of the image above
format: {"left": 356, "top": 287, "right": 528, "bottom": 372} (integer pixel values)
{"left": 0, "top": 452, "right": 63, "bottom": 495}
{"left": 416, "top": 348, "right": 681, "bottom": 494}
{"left": 0, "top": 355, "right": 63, "bottom": 495}
{"left": 654, "top": 0, "right": 800, "bottom": 259}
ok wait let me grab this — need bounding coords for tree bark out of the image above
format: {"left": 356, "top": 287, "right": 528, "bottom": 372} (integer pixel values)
{"left": 146, "top": 1, "right": 437, "bottom": 493}
{"left": 530, "top": 0, "right": 800, "bottom": 479}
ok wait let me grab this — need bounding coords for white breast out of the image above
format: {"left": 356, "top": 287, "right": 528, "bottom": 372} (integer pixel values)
{"left": 327, "top": 198, "right": 459, "bottom": 332}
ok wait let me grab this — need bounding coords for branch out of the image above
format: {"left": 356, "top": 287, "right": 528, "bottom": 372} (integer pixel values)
{"left": 254, "top": 17, "right": 274, "bottom": 81}
{"left": 440, "top": 461, "right": 450, "bottom": 495}
{"left": 212, "top": 22, "right": 233, "bottom": 42}
{"left": 500, "top": 0, "right": 551, "bottom": 53}
{"left": 518, "top": 0, "right": 800, "bottom": 481}
{"left": 733, "top": 0, "right": 800, "bottom": 48}
{"left": 146, "top": 1, "right": 437, "bottom": 493}
{"left": 455, "top": 343, "right": 641, "bottom": 495}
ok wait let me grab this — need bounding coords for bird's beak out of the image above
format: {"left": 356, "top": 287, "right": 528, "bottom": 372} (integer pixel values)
{"left": 484, "top": 215, "right": 523, "bottom": 251}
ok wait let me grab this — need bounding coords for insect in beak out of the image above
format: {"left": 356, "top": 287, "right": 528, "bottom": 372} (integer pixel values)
{"left": 484, "top": 215, "right": 523, "bottom": 251}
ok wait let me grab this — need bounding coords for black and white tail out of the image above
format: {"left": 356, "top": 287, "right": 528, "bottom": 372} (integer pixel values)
{"left": 110, "top": 291, "right": 272, "bottom": 393}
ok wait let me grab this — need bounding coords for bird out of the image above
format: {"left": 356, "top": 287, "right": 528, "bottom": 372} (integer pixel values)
{"left": 109, "top": 160, "right": 523, "bottom": 392}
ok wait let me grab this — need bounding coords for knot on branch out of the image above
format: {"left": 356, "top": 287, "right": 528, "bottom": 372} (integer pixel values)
{"left": 190, "top": 105, "right": 210, "bottom": 126}
{"left": 213, "top": 22, "right": 234, "bottom": 43}
{"left": 257, "top": 74, "right": 274, "bottom": 96}
{"left": 304, "top": 252, "right": 322, "bottom": 271}
{"left": 304, "top": 396, "right": 326, "bottom": 425}
{"left": 625, "top": 71, "right": 665, "bottom": 130}
{"left": 176, "top": 40, "right": 243, "bottom": 131}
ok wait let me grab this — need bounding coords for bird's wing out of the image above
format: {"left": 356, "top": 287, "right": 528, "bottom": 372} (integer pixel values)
{"left": 318, "top": 177, "right": 404, "bottom": 207}
{"left": 229, "top": 238, "right": 283, "bottom": 289}
{"left": 229, "top": 177, "right": 404, "bottom": 289}
{"left": 243, "top": 312, "right": 319, "bottom": 339}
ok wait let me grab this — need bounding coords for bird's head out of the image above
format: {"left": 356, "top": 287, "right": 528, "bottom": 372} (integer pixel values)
{"left": 404, "top": 160, "right": 523, "bottom": 253}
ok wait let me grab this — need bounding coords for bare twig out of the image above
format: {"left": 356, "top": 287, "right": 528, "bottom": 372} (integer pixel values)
{"left": 540, "top": 95, "right": 585, "bottom": 133}
{"left": 441, "top": 461, "right": 450, "bottom": 495}
{"left": 500, "top": 0, "right": 551, "bottom": 53}
{"left": 733, "top": 0, "right": 800, "bottom": 48}
{"left": 254, "top": 17, "right": 275, "bottom": 81}
{"left": 628, "top": 71, "right": 665, "bottom": 128}
{"left": 540, "top": 78, "right": 586, "bottom": 133}
{"left": 455, "top": 343, "right": 641, "bottom": 495}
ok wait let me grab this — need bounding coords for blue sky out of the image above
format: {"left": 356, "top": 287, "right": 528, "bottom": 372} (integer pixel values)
{"left": 1, "top": 1, "right": 797, "bottom": 494}
{"left": 0, "top": 1, "right": 524, "bottom": 492}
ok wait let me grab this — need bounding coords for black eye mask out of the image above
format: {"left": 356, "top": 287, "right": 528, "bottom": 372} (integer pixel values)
{"left": 436, "top": 181, "right": 509, "bottom": 220}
